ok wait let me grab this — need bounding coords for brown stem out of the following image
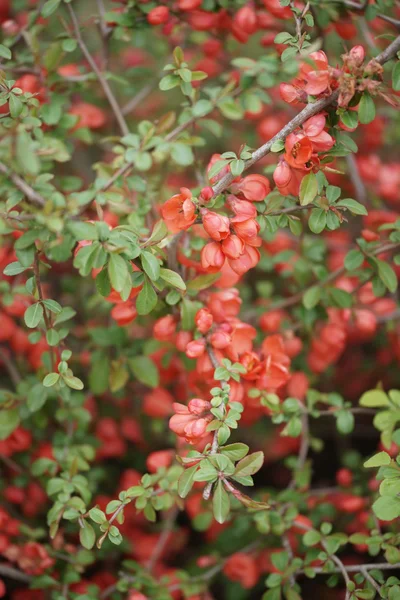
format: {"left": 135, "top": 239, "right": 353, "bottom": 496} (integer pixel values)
{"left": 67, "top": 3, "right": 129, "bottom": 137}
{"left": 0, "top": 347, "right": 21, "bottom": 387}
{"left": 0, "top": 161, "right": 45, "bottom": 207}
{"left": 146, "top": 507, "right": 179, "bottom": 574}
{"left": 0, "top": 563, "right": 32, "bottom": 583}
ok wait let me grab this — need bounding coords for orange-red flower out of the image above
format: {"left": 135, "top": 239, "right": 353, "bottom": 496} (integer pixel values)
{"left": 161, "top": 187, "right": 196, "bottom": 233}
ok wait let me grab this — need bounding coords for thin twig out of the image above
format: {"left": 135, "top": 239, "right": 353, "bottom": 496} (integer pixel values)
{"left": 66, "top": 3, "right": 129, "bottom": 136}
{"left": 146, "top": 507, "right": 179, "bottom": 573}
{"left": 211, "top": 35, "right": 400, "bottom": 197}
{"left": 361, "top": 567, "right": 384, "bottom": 597}
{"left": 0, "top": 347, "right": 21, "bottom": 387}
{"left": 0, "top": 563, "right": 32, "bottom": 583}
{"left": 0, "top": 161, "right": 45, "bottom": 207}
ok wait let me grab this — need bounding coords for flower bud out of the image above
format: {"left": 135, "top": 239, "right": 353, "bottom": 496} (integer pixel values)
{"left": 195, "top": 308, "right": 214, "bottom": 334}
{"left": 202, "top": 210, "right": 230, "bottom": 241}
{"left": 185, "top": 339, "right": 206, "bottom": 358}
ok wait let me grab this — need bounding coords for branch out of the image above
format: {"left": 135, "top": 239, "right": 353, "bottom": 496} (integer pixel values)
{"left": 0, "top": 563, "right": 32, "bottom": 583}
{"left": 0, "top": 161, "right": 45, "bottom": 207}
{"left": 146, "top": 507, "right": 179, "bottom": 573}
{"left": 343, "top": 1, "right": 400, "bottom": 28}
{"left": 0, "top": 347, "right": 21, "bottom": 387}
{"left": 271, "top": 241, "right": 400, "bottom": 310}
{"left": 211, "top": 35, "right": 400, "bottom": 197}
{"left": 66, "top": 3, "right": 129, "bottom": 137}
{"left": 203, "top": 346, "right": 222, "bottom": 501}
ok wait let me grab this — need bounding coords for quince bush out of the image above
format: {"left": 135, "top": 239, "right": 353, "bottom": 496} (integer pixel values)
{"left": 0, "top": 1, "right": 399, "bottom": 599}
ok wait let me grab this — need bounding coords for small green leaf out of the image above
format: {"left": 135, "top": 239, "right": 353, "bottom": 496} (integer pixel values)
{"left": 178, "top": 465, "right": 198, "bottom": 498}
{"left": 3, "top": 261, "right": 28, "bottom": 276}
{"left": 372, "top": 496, "right": 400, "bottom": 521}
{"left": 358, "top": 92, "right": 376, "bottom": 125}
{"left": 234, "top": 451, "right": 264, "bottom": 477}
{"left": 336, "top": 198, "right": 368, "bottom": 216}
{"left": 360, "top": 389, "right": 389, "bottom": 407}
{"left": 303, "top": 286, "right": 321, "bottom": 309}
{"left": 129, "top": 356, "right": 159, "bottom": 387}
{"left": 136, "top": 278, "right": 157, "bottom": 315}
{"left": 344, "top": 249, "right": 364, "bottom": 271}
{"left": 0, "top": 45, "right": 11, "bottom": 60}
{"left": 141, "top": 251, "right": 160, "bottom": 281}
{"left": 0, "top": 409, "right": 20, "bottom": 440}
{"left": 299, "top": 172, "right": 318, "bottom": 206}
{"left": 24, "top": 303, "right": 44, "bottom": 328}
{"left": 79, "top": 521, "right": 96, "bottom": 550}
{"left": 376, "top": 260, "right": 398, "bottom": 293}
{"left": 108, "top": 253, "right": 129, "bottom": 293}
{"left": 364, "top": 451, "right": 391, "bottom": 468}
{"left": 43, "top": 373, "right": 60, "bottom": 387}
{"left": 213, "top": 480, "right": 230, "bottom": 524}
{"left": 308, "top": 208, "right": 326, "bottom": 234}
{"left": 63, "top": 375, "right": 84, "bottom": 390}
{"left": 159, "top": 267, "right": 186, "bottom": 291}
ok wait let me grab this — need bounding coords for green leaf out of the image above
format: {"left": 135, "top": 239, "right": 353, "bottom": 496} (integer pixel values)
{"left": 67, "top": 221, "right": 98, "bottom": 241}
{"left": 159, "top": 267, "right": 186, "bottom": 291}
{"left": 24, "top": 303, "right": 44, "bottom": 328}
{"left": 171, "top": 143, "right": 194, "bottom": 166}
{"left": 136, "top": 278, "right": 157, "bottom": 315}
{"left": 393, "top": 61, "right": 400, "bottom": 92}
{"left": 129, "top": 356, "right": 159, "bottom": 387}
{"left": 336, "top": 198, "right": 368, "bottom": 216}
{"left": 178, "top": 465, "right": 198, "bottom": 498}
{"left": 344, "top": 249, "right": 364, "bottom": 271}
{"left": 0, "top": 409, "right": 20, "bottom": 440}
{"left": 303, "top": 530, "right": 321, "bottom": 547}
{"left": 27, "top": 384, "right": 47, "bottom": 412}
{"left": 43, "top": 373, "right": 60, "bottom": 387}
{"left": 42, "top": 0, "right": 60, "bottom": 17}
{"left": 308, "top": 208, "right": 327, "bottom": 234}
{"left": 108, "top": 253, "right": 129, "bottom": 293}
{"left": 360, "top": 389, "right": 389, "bottom": 407}
{"left": 303, "top": 286, "right": 321, "bottom": 309}
{"left": 63, "top": 375, "right": 84, "bottom": 390}
{"left": 42, "top": 299, "right": 62, "bottom": 314}
{"left": 187, "top": 273, "right": 220, "bottom": 292}
{"left": 79, "top": 521, "right": 96, "bottom": 550}
{"left": 220, "top": 443, "right": 249, "bottom": 461}
{"left": 376, "top": 260, "right": 397, "bottom": 293}
{"left": 46, "top": 329, "right": 59, "bottom": 346}
{"left": 0, "top": 45, "right": 11, "bottom": 60}
{"left": 218, "top": 98, "right": 244, "bottom": 120}
{"left": 230, "top": 159, "right": 245, "bottom": 177}
{"left": 141, "top": 251, "right": 160, "bottom": 281}
{"left": 89, "top": 508, "right": 106, "bottom": 524}
{"left": 213, "top": 480, "right": 230, "bottom": 524}
{"left": 159, "top": 74, "right": 180, "bottom": 91}
{"left": 143, "top": 220, "right": 168, "bottom": 247}
{"left": 299, "top": 172, "right": 318, "bottom": 206}
{"left": 364, "top": 451, "right": 391, "bottom": 468}
{"left": 9, "top": 94, "right": 23, "bottom": 119}
{"left": 16, "top": 131, "right": 40, "bottom": 175}
{"left": 96, "top": 268, "right": 111, "bottom": 297}
{"left": 3, "top": 261, "right": 28, "bottom": 276}
{"left": 329, "top": 287, "right": 353, "bottom": 308}
{"left": 234, "top": 451, "right": 264, "bottom": 477}
{"left": 340, "top": 110, "right": 358, "bottom": 129}
{"left": 358, "top": 92, "right": 376, "bottom": 125}
{"left": 372, "top": 496, "right": 400, "bottom": 521}
{"left": 336, "top": 410, "right": 354, "bottom": 434}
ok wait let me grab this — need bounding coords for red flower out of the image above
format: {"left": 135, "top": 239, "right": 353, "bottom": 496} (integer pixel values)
{"left": 161, "top": 188, "right": 196, "bottom": 233}
{"left": 169, "top": 399, "right": 212, "bottom": 444}
{"left": 236, "top": 174, "right": 271, "bottom": 201}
